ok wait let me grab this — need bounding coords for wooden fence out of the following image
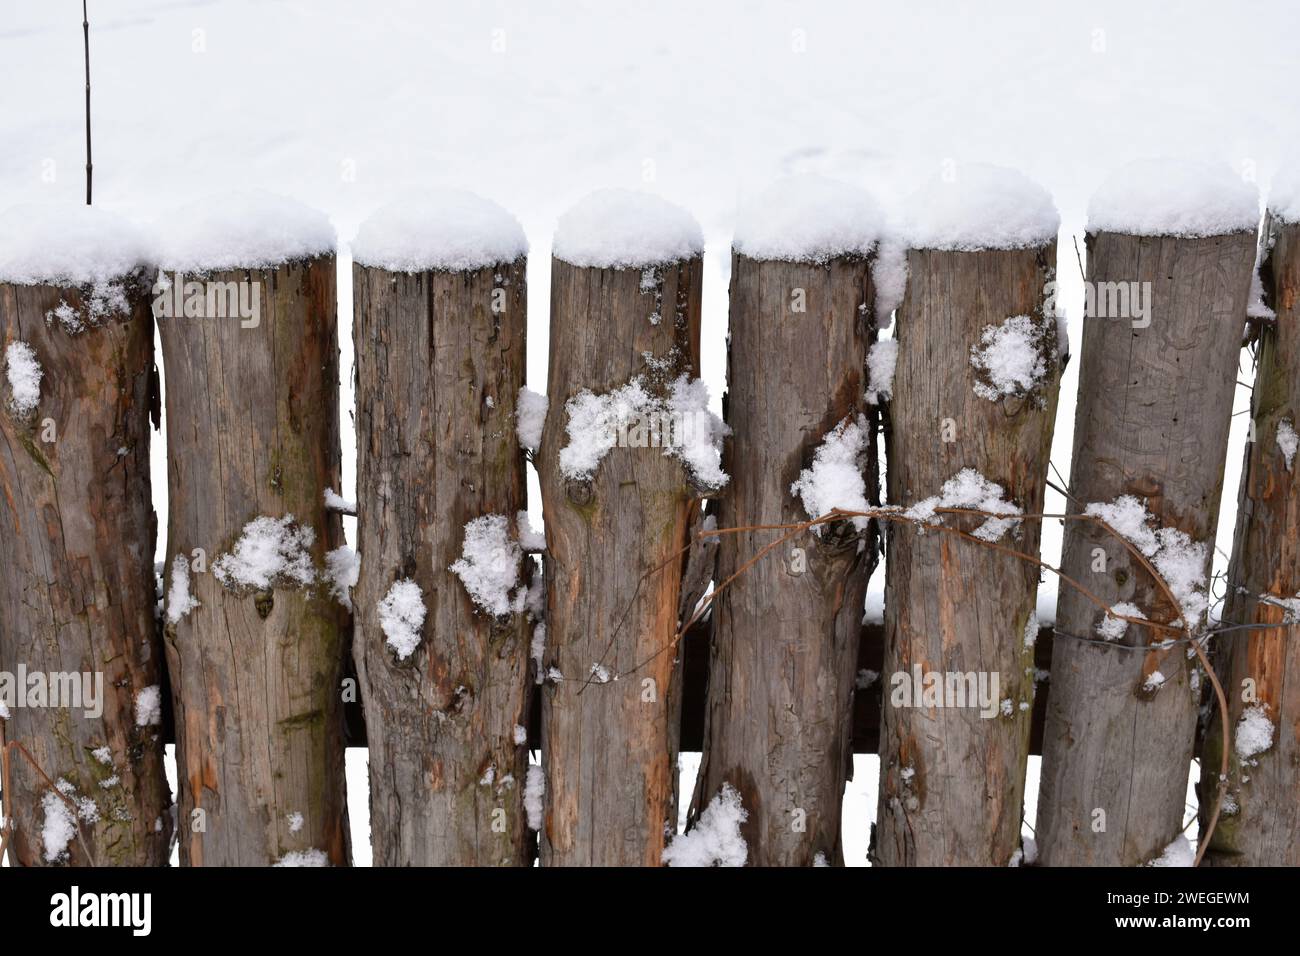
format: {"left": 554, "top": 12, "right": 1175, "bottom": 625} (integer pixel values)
{"left": 0, "top": 193, "right": 1292, "bottom": 868}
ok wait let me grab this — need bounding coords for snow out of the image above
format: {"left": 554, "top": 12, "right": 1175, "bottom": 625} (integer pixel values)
{"left": 969, "top": 315, "right": 1050, "bottom": 402}
{"left": 1087, "top": 159, "right": 1259, "bottom": 238}
{"left": 732, "top": 174, "right": 884, "bottom": 263}
{"left": 1270, "top": 166, "right": 1300, "bottom": 224}
{"left": 661, "top": 783, "right": 748, "bottom": 867}
{"left": 905, "top": 468, "right": 1023, "bottom": 543}
{"left": 1235, "top": 705, "right": 1274, "bottom": 761}
{"left": 1277, "top": 419, "right": 1298, "bottom": 472}
{"left": 1143, "top": 671, "right": 1167, "bottom": 693}
{"left": 449, "top": 514, "right": 524, "bottom": 617}
{"left": 92, "top": 746, "right": 113, "bottom": 766}
{"left": 324, "top": 487, "right": 356, "bottom": 513}
{"left": 351, "top": 188, "right": 527, "bottom": 273}
{"left": 324, "top": 546, "right": 360, "bottom": 611}
{"left": 530, "top": 623, "right": 548, "bottom": 684}
{"left": 377, "top": 579, "right": 426, "bottom": 660}
{"left": 1147, "top": 835, "right": 1196, "bottom": 868}
{"left": 165, "top": 554, "right": 199, "bottom": 624}
{"left": 516, "top": 387, "right": 548, "bottom": 453}
{"left": 5, "top": 340, "right": 42, "bottom": 416}
{"left": 212, "top": 515, "right": 317, "bottom": 591}
{"left": 286, "top": 812, "right": 304, "bottom": 834}
{"left": 872, "top": 237, "right": 909, "bottom": 322}
{"left": 865, "top": 338, "right": 897, "bottom": 405}
{"left": 274, "top": 849, "right": 330, "bottom": 867}
{"left": 665, "top": 375, "right": 730, "bottom": 489}
{"left": 553, "top": 189, "right": 703, "bottom": 268}
{"left": 902, "top": 164, "right": 1059, "bottom": 251}
{"left": 155, "top": 190, "right": 335, "bottom": 272}
{"left": 1096, "top": 602, "right": 1146, "bottom": 642}
{"left": 1023, "top": 611, "right": 1039, "bottom": 649}
{"left": 135, "top": 685, "right": 162, "bottom": 727}
{"left": 524, "top": 765, "right": 545, "bottom": 831}
{"left": 790, "top": 415, "right": 871, "bottom": 534}
{"left": 41, "top": 791, "right": 77, "bottom": 863}
{"left": 512, "top": 724, "right": 528, "bottom": 746}
{"left": 0, "top": 202, "right": 150, "bottom": 286}
{"left": 517, "top": 511, "right": 546, "bottom": 552}
{"left": 1084, "top": 496, "right": 1159, "bottom": 555}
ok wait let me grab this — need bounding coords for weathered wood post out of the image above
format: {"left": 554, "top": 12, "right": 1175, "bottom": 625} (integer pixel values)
{"left": 1200, "top": 191, "right": 1300, "bottom": 865}
{"left": 0, "top": 204, "right": 171, "bottom": 866}
{"left": 156, "top": 194, "right": 350, "bottom": 866}
{"left": 350, "top": 191, "right": 535, "bottom": 865}
{"left": 873, "top": 166, "right": 1061, "bottom": 866}
{"left": 1037, "top": 162, "right": 1258, "bottom": 866}
{"left": 692, "top": 176, "right": 881, "bottom": 866}
{"left": 537, "top": 189, "right": 719, "bottom": 866}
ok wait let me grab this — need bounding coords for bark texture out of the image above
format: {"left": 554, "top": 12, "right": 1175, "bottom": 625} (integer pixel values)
{"left": 352, "top": 259, "right": 533, "bottom": 866}
{"left": 0, "top": 274, "right": 171, "bottom": 866}
{"left": 695, "top": 253, "right": 876, "bottom": 867}
{"left": 1037, "top": 231, "right": 1255, "bottom": 866}
{"left": 159, "top": 257, "right": 349, "bottom": 866}
{"left": 537, "top": 255, "right": 703, "bottom": 866}
{"left": 1201, "top": 215, "right": 1300, "bottom": 865}
{"left": 874, "top": 245, "right": 1060, "bottom": 867}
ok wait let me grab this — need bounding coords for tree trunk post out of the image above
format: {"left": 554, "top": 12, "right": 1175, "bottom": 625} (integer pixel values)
{"left": 1037, "top": 225, "right": 1256, "bottom": 866}
{"left": 874, "top": 242, "right": 1061, "bottom": 866}
{"left": 1200, "top": 209, "right": 1300, "bottom": 865}
{"left": 536, "top": 192, "right": 710, "bottom": 866}
{"left": 0, "top": 209, "right": 170, "bottom": 865}
{"left": 158, "top": 204, "right": 349, "bottom": 866}
{"left": 350, "top": 195, "right": 533, "bottom": 865}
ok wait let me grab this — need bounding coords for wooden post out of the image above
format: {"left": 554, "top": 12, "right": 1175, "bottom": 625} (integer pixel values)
{"left": 874, "top": 242, "right": 1060, "bottom": 866}
{"left": 158, "top": 202, "right": 349, "bottom": 866}
{"left": 0, "top": 208, "right": 170, "bottom": 865}
{"left": 694, "top": 252, "right": 876, "bottom": 866}
{"left": 1037, "top": 226, "right": 1255, "bottom": 866}
{"left": 350, "top": 195, "right": 533, "bottom": 865}
{"left": 536, "top": 192, "right": 708, "bottom": 866}
{"left": 1200, "top": 208, "right": 1300, "bottom": 865}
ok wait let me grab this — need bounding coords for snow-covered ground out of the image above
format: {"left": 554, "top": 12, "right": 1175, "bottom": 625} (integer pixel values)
{"left": 2, "top": 0, "right": 1293, "bottom": 865}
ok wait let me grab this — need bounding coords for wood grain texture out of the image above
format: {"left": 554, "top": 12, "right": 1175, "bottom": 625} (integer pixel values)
{"left": 159, "top": 257, "right": 349, "bottom": 866}
{"left": 694, "top": 253, "right": 875, "bottom": 867}
{"left": 352, "top": 260, "right": 533, "bottom": 866}
{"left": 874, "top": 245, "right": 1059, "bottom": 867}
{"left": 537, "top": 255, "right": 703, "bottom": 867}
{"left": 1036, "top": 231, "right": 1255, "bottom": 866}
{"left": 0, "top": 274, "right": 171, "bottom": 866}
{"left": 1201, "top": 216, "right": 1300, "bottom": 865}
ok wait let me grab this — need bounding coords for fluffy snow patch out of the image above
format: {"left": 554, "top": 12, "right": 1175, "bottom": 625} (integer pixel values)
{"left": 41, "top": 791, "right": 77, "bottom": 863}
{"left": 1088, "top": 160, "right": 1259, "bottom": 238}
{"left": 662, "top": 783, "right": 748, "bottom": 867}
{"left": 155, "top": 190, "right": 335, "bottom": 272}
{"left": 377, "top": 578, "right": 426, "bottom": 660}
{"left": 1023, "top": 611, "right": 1039, "bottom": 649}
{"left": 351, "top": 188, "right": 527, "bottom": 272}
{"left": 969, "top": 314, "right": 1050, "bottom": 401}
{"left": 524, "top": 765, "right": 545, "bottom": 831}
{"left": 324, "top": 546, "right": 360, "bottom": 610}
{"left": 517, "top": 511, "right": 545, "bottom": 552}
{"left": 1269, "top": 166, "right": 1300, "bottom": 225}
{"left": 166, "top": 554, "right": 200, "bottom": 624}
{"left": 286, "top": 812, "right": 304, "bottom": 834}
{"left": 790, "top": 415, "right": 871, "bottom": 534}
{"left": 135, "top": 685, "right": 162, "bottom": 727}
{"left": 5, "top": 340, "right": 43, "bottom": 415}
{"left": 274, "top": 849, "right": 330, "bottom": 867}
{"left": 1235, "top": 705, "right": 1275, "bottom": 761}
{"left": 905, "top": 468, "right": 1023, "bottom": 542}
{"left": 212, "top": 515, "right": 316, "bottom": 591}
{"left": 872, "top": 235, "right": 909, "bottom": 321}
{"left": 1147, "top": 835, "right": 1196, "bottom": 867}
{"left": 1276, "top": 419, "right": 1298, "bottom": 472}
{"left": 732, "top": 174, "right": 884, "bottom": 263}
{"left": 865, "top": 338, "right": 897, "bottom": 405}
{"left": 530, "top": 623, "right": 548, "bottom": 684}
{"left": 449, "top": 514, "right": 524, "bottom": 617}
{"left": 516, "top": 387, "right": 548, "bottom": 452}
{"left": 1096, "top": 602, "right": 1146, "bottom": 642}
{"left": 553, "top": 189, "right": 703, "bottom": 268}
{"left": 324, "top": 487, "right": 356, "bottom": 513}
{"left": 0, "top": 202, "right": 151, "bottom": 286}
{"left": 902, "top": 163, "right": 1059, "bottom": 251}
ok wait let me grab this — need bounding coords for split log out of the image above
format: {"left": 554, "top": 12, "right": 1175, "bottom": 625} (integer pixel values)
{"left": 351, "top": 255, "right": 532, "bottom": 866}
{"left": 536, "top": 250, "right": 705, "bottom": 866}
{"left": 874, "top": 244, "right": 1060, "bottom": 866}
{"left": 159, "top": 254, "right": 349, "bottom": 866}
{"left": 0, "top": 267, "right": 171, "bottom": 866}
{"left": 1200, "top": 211, "right": 1300, "bottom": 865}
{"left": 1037, "top": 229, "right": 1255, "bottom": 866}
{"left": 694, "top": 253, "right": 877, "bottom": 866}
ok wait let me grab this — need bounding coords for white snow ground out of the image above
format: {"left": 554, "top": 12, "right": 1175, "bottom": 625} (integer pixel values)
{"left": 0, "top": 0, "right": 1291, "bottom": 865}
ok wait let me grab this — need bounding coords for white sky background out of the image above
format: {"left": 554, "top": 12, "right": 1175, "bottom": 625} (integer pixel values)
{"left": 0, "top": 0, "right": 1292, "bottom": 865}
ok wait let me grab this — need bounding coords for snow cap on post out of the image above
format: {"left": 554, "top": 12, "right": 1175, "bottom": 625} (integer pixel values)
{"left": 155, "top": 189, "right": 336, "bottom": 272}
{"left": 351, "top": 188, "right": 528, "bottom": 273}
{"left": 0, "top": 202, "right": 151, "bottom": 286}
{"left": 902, "top": 163, "right": 1059, "bottom": 251}
{"left": 1087, "top": 159, "right": 1259, "bottom": 238}
{"left": 553, "top": 189, "right": 703, "bottom": 268}
{"left": 1267, "top": 165, "right": 1300, "bottom": 225}
{"left": 732, "top": 173, "right": 884, "bottom": 263}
